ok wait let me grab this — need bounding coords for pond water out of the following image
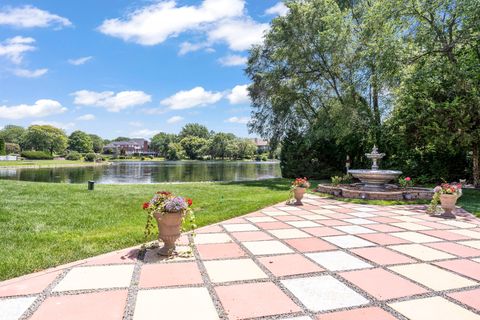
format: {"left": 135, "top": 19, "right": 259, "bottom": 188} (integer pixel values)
{"left": 0, "top": 161, "right": 282, "bottom": 184}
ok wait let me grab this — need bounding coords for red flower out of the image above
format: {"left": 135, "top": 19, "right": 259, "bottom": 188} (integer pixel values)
{"left": 142, "top": 202, "right": 150, "bottom": 209}
{"left": 186, "top": 198, "right": 193, "bottom": 206}
{"left": 156, "top": 191, "right": 172, "bottom": 196}
{"left": 405, "top": 177, "right": 411, "bottom": 181}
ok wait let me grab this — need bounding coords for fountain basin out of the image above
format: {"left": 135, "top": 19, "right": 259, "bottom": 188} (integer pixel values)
{"left": 348, "top": 169, "right": 402, "bottom": 188}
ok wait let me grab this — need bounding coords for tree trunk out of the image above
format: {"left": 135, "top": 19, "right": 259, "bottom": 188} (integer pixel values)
{"left": 473, "top": 142, "right": 479, "bottom": 188}
{"left": 371, "top": 65, "right": 381, "bottom": 143}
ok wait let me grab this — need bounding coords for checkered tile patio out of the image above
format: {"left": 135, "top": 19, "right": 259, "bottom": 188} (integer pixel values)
{"left": 1, "top": 194, "right": 480, "bottom": 320}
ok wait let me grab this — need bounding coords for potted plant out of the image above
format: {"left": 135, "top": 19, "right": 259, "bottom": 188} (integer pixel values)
{"left": 398, "top": 177, "right": 413, "bottom": 199}
{"left": 428, "top": 183, "right": 462, "bottom": 219}
{"left": 290, "top": 177, "right": 311, "bottom": 205}
{"left": 142, "top": 191, "right": 195, "bottom": 256}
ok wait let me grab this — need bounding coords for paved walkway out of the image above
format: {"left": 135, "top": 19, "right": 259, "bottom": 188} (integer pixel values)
{"left": 1, "top": 195, "right": 480, "bottom": 320}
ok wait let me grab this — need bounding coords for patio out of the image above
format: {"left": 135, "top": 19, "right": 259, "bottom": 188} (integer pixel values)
{"left": 1, "top": 194, "right": 480, "bottom": 320}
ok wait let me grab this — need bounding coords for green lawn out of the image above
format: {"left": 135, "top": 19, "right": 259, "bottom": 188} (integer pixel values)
{"left": 0, "top": 179, "right": 291, "bottom": 280}
{"left": 0, "top": 160, "right": 102, "bottom": 167}
{"left": 459, "top": 189, "right": 480, "bottom": 217}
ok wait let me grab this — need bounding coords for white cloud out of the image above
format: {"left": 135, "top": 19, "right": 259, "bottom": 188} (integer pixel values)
{"left": 0, "top": 5, "right": 72, "bottom": 28}
{"left": 208, "top": 18, "right": 268, "bottom": 51}
{"left": 98, "top": 0, "right": 244, "bottom": 46}
{"left": 0, "top": 99, "right": 66, "bottom": 120}
{"left": 161, "top": 86, "right": 223, "bottom": 110}
{"left": 167, "top": 116, "right": 184, "bottom": 124}
{"left": 76, "top": 114, "right": 95, "bottom": 121}
{"left": 226, "top": 116, "right": 250, "bottom": 124}
{"left": 130, "top": 129, "right": 158, "bottom": 139}
{"left": 129, "top": 121, "right": 143, "bottom": 127}
{"left": 72, "top": 90, "right": 152, "bottom": 112}
{"left": 178, "top": 42, "right": 213, "bottom": 55}
{"left": 227, "top": 84, "right": 250, "bottom": 104}
{"left": 68, "top": 56, "right": 93, "bottom": 66}
{"left": 218, "top": 54, "right": 247, "bottom": 66}
{"left": 143, "top": 108, "right": 167, "bottom": 115}
{"left": 0, "top": 36, "right": 36, "bottom": 64}
{"left": 31, "top": 120, "right": 75, "bottom": 130}
{"left": 12, "top": 68, "right": 48, "bottom": 78}
{"left": 265, "top": 2, "right": 289, "bottom": 16}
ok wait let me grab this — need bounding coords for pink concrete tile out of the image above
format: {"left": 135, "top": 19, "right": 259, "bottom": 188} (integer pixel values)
{"left": 369, "top": 217, "right": 402, "bottom": 223}
{"left": 285, "top": 238, "right": 337, "bottom": 252}
{"left": 139, "top": 262, "right": 203, "bottom": 288}
{"left": 30, "top": 290, "right": 127, "bottom": 320}
{"left": 319, "top": 219, "right": 351, "bottom": 227}
{"left": 215, "top": 282, "right": 301, "bottom": 319}
{"left": 85, "top": 248, "right": 139, "bottom": 266}
{"left": 367, "top": 224, "right": 404, "bottom": 233}
{"left": 448, "top": 289, "right": 480, "bottom": 311}
{"left": 340, "top": 268, "right": 428, "bottom": 300}
{"left": 426, "top": 242, "right": 480, "bottom": 258}
{"left": 304, "top": 227, "right": 345, "bottom": 237}
{"left": 434, "top": 259, "right": 480, "bottom": 281}
{"left": 351, "top": 247, "right": 415, "bottom": 265}
{"left": 230, "top": 231, "right": 273, "bottom": 241}
{"left": 275, "top": 215, "right": 304, "bottom": 221}
{"left": 316, "top": 306, "right": 397, "bottom": 320}
{"left": 197, "top": 243, "right": 247, "bottom": 260}
{"left": 255, "top": 221, "right": 292, "bottom": 230}
{"left": 419, "top": 230, "right": 472, "bottom": 241}
{"left": 258, "top": 254, "right": 324, "bottom": 277}
{"left": 196, "top": 225, "right": 224, "bottom": 233}
{"left": 321, "top": 212, "right": 354, "bottom": 219}
{"left": 245, "top": 211, "right": 267, "bottom": 217}
{"left": 224, "top": 218, "right": 247, "bottom": 224}
{"left": 0, "top": 270, "right": 62, "bottom": 297}
{"left": 357, "top": 233, "right": 410, "bottom": 245}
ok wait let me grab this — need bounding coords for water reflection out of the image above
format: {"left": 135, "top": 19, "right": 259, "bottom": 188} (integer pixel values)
{"left": 0, "top": 161, "right": 282, "bottom": 184}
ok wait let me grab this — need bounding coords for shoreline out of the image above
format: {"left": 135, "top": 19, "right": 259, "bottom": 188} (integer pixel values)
{"left": 0, "top": 162, "right": 112, "bottom": 169}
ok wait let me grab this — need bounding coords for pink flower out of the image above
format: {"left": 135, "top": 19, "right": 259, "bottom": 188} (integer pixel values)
{"left": 405, "top": 177, "right": 411, "bottom": 181}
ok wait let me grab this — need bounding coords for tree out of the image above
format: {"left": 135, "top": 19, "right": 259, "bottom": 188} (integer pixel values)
{"left": 165, "top": 143, "right": 185, "bottom": 160}
{"left": 180, "top": 136, "right": 208, "bottom": 160}
{"left": 0, "top": 125, "right": 26, "bottom": 144}
{"left": 151, "top": 132, "right": 178, "bottom": 157}
{"left": 179, "top": 123, "right": 210, "bottom": 139}
{"left": 5, "top": 143, "right": 20, "bottom": 154}
{"left": 234, "top": 139, "right": 257, "bottom": 159}
{"left": 88, "top": 134, "right": 104, "bottom": 153}
{"left": 0, "top": 138, "right": 5, "bottom": 155}
{"left": 112, "top": 136, "right": 130, "bottom": 142}
{"left": 20, "top": 125, "right": 68, "bottom": 155}
{"left": 207, "top": 133, "right": 235, "bottom": 159}
{"left": 68, "top": 131, "right": 93, "bottom": 153}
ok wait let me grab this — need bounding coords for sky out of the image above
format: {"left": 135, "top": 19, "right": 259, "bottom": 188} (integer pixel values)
{"left": 0, "top": 0, "right": 288, "bottom": 139}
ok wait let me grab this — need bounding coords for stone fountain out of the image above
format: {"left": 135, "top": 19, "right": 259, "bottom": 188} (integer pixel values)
{"left": 348, "top": 146, "right": 402, "bottom": 189}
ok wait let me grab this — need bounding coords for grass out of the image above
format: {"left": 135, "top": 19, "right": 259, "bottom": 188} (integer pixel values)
{"left": 459, "top": 189, "right": 480, "bottom": 217}
{"left": 0, "top": 160, "right": 105, "bottom": 167}
{"left": 0, "top": 178, "right": 291, "bottom": 280}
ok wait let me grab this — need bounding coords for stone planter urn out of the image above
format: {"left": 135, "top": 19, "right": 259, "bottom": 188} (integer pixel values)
{"left": 439, "top": 194, "right": 458, "bottom": 219}
{"left": 154, "top": 211, "right": 184, "bottom": 256}
{"left": 293, "top": 187, "right": 306, "bottom": 205}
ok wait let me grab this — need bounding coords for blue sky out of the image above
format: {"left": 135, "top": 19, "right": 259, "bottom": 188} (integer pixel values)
{"left": 0, "top": 0, "right": 287, "bottom": 139}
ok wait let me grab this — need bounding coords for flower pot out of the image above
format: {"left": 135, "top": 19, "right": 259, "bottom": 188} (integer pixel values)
{"left": 439, "top": 194, "right": 458, "bottom": 219}
{"left": 403, "top": 193, "right": 413, "bottom": 200}
{"left": 154, "top": 211, "right": 184, "bottom": 256}
{"left": 293, "top": 187, "right": 306, "bottom": 205}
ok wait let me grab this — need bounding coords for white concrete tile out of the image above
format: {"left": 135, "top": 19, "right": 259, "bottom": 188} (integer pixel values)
{"left": 346, "top": 211, "right": 376, "bottom": 218}
{"left": 388, "top": 244, "right": 455, "bottom": 261}
{"left": 242, "top": 240, "right": 294, "bottom": 255}
{"left": 203, "top": 259, "right": 268, "bottom": 283}
{"left": 0, "top": 296, "right": 36, "bottom": 320}
{"left": 286, "top": 221, "right": 321, "bottom": 228}
{"left": 450, "top": 229, "right": 480, "bottom": 239}
{"left": 246, "top": 217, "right": 277, "bottom": 223}
{"left": 335, "top": 225, "right": 376, "bottom": 235}
{"left": 306, "top": 251, "right": 372, "bottom": 271}
{"left": 268, "top": 229, "right": 311, "bottom": 239}
{"left": 194, "top": 233, "right": 232, "bottom": 244}
{"left": 134, "top": 287, "right": 219, "bottom": 320}
{"left": 391, "top": 222, "right": 432, "bottom": 231}
{"left": 355, "top": 207, "right": 378, "bottom": 212}
{"left": 438, "top": 220, "right": 478, "bottom": 229}
{"left": 391, "top": 232, "right": 441, "bottom": 243}
{"left": 53, "top": 265, "right": 134, "bottom": 292}
{"left": 458, "top": 240, "right": 480, "bottom": 249}
{"left": 282, "top": 276, "right": 369, "bottom": 312}
{"left": 389, "top": 296, "right": 480, "bottom": 320}
{"left": 343, "top": 218, "right": 377, "bottom": 225}
{"left": 323, "top": 235, "right": 375, "bottom": 248}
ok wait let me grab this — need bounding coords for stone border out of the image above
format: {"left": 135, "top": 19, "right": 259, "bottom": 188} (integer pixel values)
{"left": 316, "top": 184, "right": 434, "bottom": 201}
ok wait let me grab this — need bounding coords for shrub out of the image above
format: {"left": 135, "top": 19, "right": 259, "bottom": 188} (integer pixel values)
{"left": 5, "top": 143, "right": 20, "bottom": 155}
{"left": 331, "top": 176, "right": 342, "bottom": 186}
{"left": 261, "top": 156, "right": 268, "bottom": 161}
{"left": 148, "top": 155, "right": 154, "bottom": 159}
{"left": 84, "top": 153, "right": 98, "bottom": 162}
{"left": 21, "top": 151, "right": 53, "bottom": 160}
{"left": 0, "top": 138, "right": 5, "bottom": 155}
{"left": 66, "top": 151, "right": 82, "bottom": 161}
{"left": 255, "top": 155, "right": 262, "bottom": 161}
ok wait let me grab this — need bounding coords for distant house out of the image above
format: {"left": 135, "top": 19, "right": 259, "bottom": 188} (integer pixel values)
{"left": 251, "top": 138, "right": 269, "bottom": 153}
{"left": 103, "top": 138, "right": 151, "bottom": 155}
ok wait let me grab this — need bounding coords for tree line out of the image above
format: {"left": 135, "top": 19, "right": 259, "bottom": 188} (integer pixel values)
{"left": 247, "top": 0, "right": 480, "bottom": 186}
{"left": 0, "top": 123, "right": 263, "bottom": 161}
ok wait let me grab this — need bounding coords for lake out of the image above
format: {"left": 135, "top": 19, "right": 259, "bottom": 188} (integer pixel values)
{"left": 0, "top": 161, "right": 282, "bottom": 184}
